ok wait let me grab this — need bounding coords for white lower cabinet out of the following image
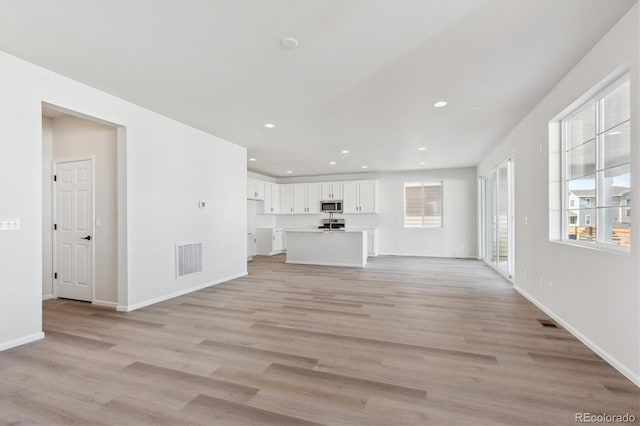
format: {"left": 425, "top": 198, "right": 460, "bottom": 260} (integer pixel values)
{"left": 256, "top": 228, "right": 285, "bottom": 255}
{"left": 366, "top": 229, "right": 378, "bottom": 257}
{"left": 247, "top": 233, "right": 257, "bottom": 260}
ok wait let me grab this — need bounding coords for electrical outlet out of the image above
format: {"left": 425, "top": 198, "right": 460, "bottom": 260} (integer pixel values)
{"left": 524, "top": 216, "right": 528, "bottom": 225}
{"left": 548, "top": 281, "right": 553, "bottom": 292}
{"left": 539, "top": 276, "right": 544, "bottom": 288}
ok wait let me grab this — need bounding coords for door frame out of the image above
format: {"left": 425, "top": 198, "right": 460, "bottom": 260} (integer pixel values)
{"left": 480, "top": 154, "right": 515, "bottom": 282}
{"left": 52, "top": 156, "right": 96, "bottom": 302}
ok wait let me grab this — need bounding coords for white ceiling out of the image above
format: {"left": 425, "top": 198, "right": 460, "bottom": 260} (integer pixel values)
{"left": 1, "top": 0, "right": 636, "bottom": 177}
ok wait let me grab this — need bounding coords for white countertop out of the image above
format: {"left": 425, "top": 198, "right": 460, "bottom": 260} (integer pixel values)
{"left": 285, "top": 228, "right": 366, "bottom": 233}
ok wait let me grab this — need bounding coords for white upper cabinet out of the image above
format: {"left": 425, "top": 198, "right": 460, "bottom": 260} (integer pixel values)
{"left": 280, "top": 184, "right": 295, "bottom": 214}
{"left": 321, "top": 182, "right": 343, "bottom": 200}
{"left": 247, "top": 178, "right": 265, "bottom": 200}
{"left": 343, "top": 181, "right": 359, "bottom": 213}
{"left": 306, "top": 183, "right": 322, "bottom": 213}
{"left": 343, "top": 180, "right": 378, "bottom": 213}
{"left": 358, "top": 180, "right": 378, "bottom": 213}
{"left": 293, "top": 184, "right": 307, "bottom": 214}
{"left": 263, "top": 182, "right": 280, "bottom": 214}
{"left": 250, "top": 176, "right": 377, "bottom": 215}
{"left": 293, "top": 183, "right": 322, "bottom": 214}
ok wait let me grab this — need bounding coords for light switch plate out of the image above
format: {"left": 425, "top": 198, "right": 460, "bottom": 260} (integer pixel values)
{"left": 0, "top": 218, "right": 21, "bottom": 230}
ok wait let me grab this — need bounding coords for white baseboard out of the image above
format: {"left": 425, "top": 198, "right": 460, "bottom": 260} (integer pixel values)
{"left": 481, "top": 258, "right": 514, "bottom": 283}
{"left": 92, "top": 299, "right": 118, "bottom": 309}
{"left": 286, "top": 260, "right": 366, "bottom": 268}
{"left": 514, "top": 284, "right": 640, "bottom": 388}
{"left": 42, "top": 294, "right": 54, "bottom": 301}
{"left": 378, "top": 252, "right": 477, "bottom": 259}
{"left": 0, "top": 332, "right": 45, "bottom": 351}
{"left": 117, "top": 272, "right": 248, "bottom": 312}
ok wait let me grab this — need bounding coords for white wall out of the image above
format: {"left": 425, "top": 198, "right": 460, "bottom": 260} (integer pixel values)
{"left": 275, "top": 167, "right": 477, "bottom": 258}
{"left": 41, "top": 118, "right": 54, "bottom": 299}
{"left": 0, "top": 52, "right": 247, "bottom": 350}
{"left": 42, "top": 115, "right": 119, "bottom": 304}
{"left": 477, "top": 5, "right": 639, "bottom": 385}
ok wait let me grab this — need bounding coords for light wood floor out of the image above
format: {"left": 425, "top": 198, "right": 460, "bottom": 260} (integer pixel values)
{"left": 1, "top": 255, "right": 638, "bottom": 425}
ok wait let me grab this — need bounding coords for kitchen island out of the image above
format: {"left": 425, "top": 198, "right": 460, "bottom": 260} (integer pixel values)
{"left": 285, "top": 230, "right": 367, "bottom": 267}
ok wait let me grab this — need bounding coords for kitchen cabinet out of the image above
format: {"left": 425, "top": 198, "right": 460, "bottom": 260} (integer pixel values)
{"left": 256, "top": 228, "right": 284, "bottom": 255}
{"left": 280, "top": 184, "right": 295, "bottom": 214}
{"left": 343, "top": 180, "right": 378, "bottom": 213}
{"left": 366, "top": 229, "right": 378, "bottom": 257}
{"left": 263, "top": 182, "right": 280, "bottom": 214}
{"left": 247, "top": 233, "right": 257, "bottom": 260}
{"left": 293, "top": 183, "right": 322, "bottom": 214}
{"left": 247, "top": 178, "right": 265, "bottom": 200}
{"left": 321, "top": 182, "right": 343, "bottom": 200}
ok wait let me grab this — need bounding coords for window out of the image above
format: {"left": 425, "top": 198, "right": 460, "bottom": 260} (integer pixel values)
{"left": 585, "top": 214, "right": 592, "bottom": 226}
{"left": 404, "top": 182, "right": 442, "bottom": 227}
{"left": 562, "top": 74, "right": 631, "bottom": 248}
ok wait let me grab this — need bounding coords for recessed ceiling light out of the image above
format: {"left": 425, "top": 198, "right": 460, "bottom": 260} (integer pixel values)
{"left": 419, "top": 162, "right": 425, "bottom": 165}
{"left": 341, "top": 150, "right": 350, "bottom": 154}
{"left": 264, "top": 123, "right": 275, "bottom": 128}
{"left": 281, "top": 37, "right": 298, "bottom": 49}
{"left": 329, "top": 161, "right": 337, "bottom": 165}
{"left": 361, "top": 165, "right": 368, "bottom": 169}
{"left": 249, "top": 158, "right": 256, "bottom": 162}
{"left": 286, "top": 170, "right": 293, "bottom": 174}
{"left": 433, "top": 101, "right": 448, "bottom": 108}
{"left": 418, "top": 147, "right": 427, "bottom": 151}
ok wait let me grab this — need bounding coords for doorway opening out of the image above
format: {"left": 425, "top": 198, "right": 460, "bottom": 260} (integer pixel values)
{"left": 42, "top": 104, "right": 126, "bottom": 308}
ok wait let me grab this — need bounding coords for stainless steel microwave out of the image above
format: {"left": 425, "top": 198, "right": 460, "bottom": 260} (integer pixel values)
{"left": 321, "top": 200, "right": 343, "bottom": 213}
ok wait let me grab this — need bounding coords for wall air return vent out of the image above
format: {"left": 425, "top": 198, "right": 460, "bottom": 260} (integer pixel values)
{"left": 175, "top": 242, "right": 203, "bottom": 278}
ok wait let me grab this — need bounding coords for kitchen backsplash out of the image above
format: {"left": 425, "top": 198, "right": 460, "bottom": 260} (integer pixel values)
{"left": 276, "top": 213, "right": 379, "bottom": 229}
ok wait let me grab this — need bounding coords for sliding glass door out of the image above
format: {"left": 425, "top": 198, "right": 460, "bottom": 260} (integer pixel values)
{"left": 483, "top": 157, "right": 514, "bottom": 278}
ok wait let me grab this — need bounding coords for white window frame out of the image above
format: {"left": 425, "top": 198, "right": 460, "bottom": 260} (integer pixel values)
{"left": 559, "top": 73, "right": 631, "bottom": 252}
{"left": 403, "top": 182, "right": 443, "bottom": 228}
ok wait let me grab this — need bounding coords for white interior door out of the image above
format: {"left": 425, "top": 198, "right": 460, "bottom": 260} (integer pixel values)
{"left": 55, "top": 159, "right": 94, "bottom": 301}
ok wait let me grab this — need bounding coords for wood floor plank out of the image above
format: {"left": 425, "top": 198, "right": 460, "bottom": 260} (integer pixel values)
{"left": 181, "top": 394, "right": 324, "bottom": 426}
{"left": 0, "top": 254, "right": 637, "bottom": 425}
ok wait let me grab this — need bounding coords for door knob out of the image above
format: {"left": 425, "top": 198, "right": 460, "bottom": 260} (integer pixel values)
{"left": 81, "top": 235, "right": 92, "bottom": 241}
